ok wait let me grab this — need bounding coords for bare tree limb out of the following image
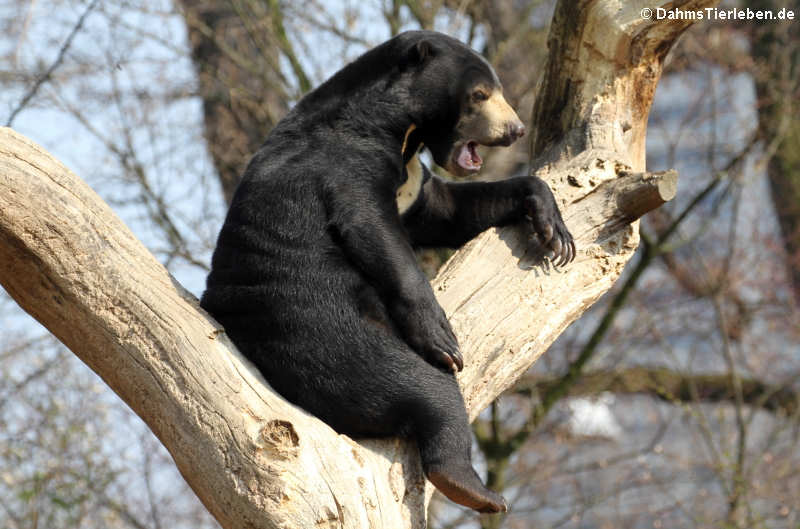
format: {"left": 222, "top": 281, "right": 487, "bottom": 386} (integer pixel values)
{"left": 515, "top": 367, "right": 800, "bottom": 416}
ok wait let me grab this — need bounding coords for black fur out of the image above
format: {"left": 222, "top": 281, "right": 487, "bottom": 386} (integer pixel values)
{"left": 201, "top": 30, "right": 573, "bottom": 513}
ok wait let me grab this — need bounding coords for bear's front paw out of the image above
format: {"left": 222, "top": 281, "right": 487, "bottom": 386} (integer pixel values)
{"left": 393, "top": 300, "right": 463, "bottom": 372}
{"left": 523, "top": 177, "right": 575, "bottom": 267}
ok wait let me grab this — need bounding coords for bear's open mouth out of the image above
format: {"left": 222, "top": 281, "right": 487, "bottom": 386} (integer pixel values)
{"left": 455, "top": 140, "right": 482, "bottom": 172}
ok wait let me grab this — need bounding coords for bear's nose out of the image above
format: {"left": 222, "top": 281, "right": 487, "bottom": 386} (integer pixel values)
{"left": 507, "top": 122, "right": 526, "bottom": 143}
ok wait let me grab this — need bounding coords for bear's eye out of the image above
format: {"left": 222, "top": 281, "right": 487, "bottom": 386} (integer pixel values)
{"left": 472, "top": 90, "right": 489, "bottom": 102}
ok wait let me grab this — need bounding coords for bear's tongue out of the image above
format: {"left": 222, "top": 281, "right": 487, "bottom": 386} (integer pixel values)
{"left": 456, "top": 141, "right": 482, "bottom": 171}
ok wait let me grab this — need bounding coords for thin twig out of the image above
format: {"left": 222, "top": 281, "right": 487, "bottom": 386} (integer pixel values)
{"left": 5, "top": 0, "right": 99, "bottom": 127}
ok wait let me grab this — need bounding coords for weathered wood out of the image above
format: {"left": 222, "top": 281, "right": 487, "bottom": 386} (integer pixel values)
{"left": 0, "top": 1, "right": 716, "bottom": 527}
{"left": 434, "top": 166, "right": 678, "bottom": 420}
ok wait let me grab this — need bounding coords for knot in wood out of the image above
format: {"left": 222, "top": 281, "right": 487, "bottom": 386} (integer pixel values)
{"left": 259, "top": 420, "right": 299, "bottom": 459}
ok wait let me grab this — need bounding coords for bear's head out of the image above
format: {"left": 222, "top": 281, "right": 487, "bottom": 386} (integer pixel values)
{"left": 398, "top": 31, "right": 526, "bottom": 177}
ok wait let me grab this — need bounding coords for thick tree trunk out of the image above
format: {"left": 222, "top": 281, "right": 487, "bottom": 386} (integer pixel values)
{"left": 179, "top": 0, "right": 290, "bottom": 204}
{"left": 748, "top": 0, "right": 800, "bottom": 305}
{"left": 0, "top": 1, "right": 714, "bottom": 528}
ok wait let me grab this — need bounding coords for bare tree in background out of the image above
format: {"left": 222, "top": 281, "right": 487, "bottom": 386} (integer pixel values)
{"left": 180, "top": 0, "right": 292, "bottom": 203}
{"left": 748, "top": 0, "right": 800, "bottom": 305}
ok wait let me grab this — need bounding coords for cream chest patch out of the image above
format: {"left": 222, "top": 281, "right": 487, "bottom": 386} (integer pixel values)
{"left": 397, "top": 155, "right": 423, "bottom": 215}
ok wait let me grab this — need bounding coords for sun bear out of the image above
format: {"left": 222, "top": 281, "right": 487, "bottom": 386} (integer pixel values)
{"left": 200, "top": 30, "right": 574, "bottom": 513}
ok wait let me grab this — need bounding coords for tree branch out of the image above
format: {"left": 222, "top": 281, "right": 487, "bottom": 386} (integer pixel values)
{"left": 515, "top": 367, "right": 800, "bottom": 416}
{"left": 5, "top": 0, "right": 99, "bottom": 127}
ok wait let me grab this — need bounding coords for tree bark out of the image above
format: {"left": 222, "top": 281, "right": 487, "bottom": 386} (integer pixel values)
{"left": 748, "top": 0, "right": 800, "bottom": 305}
{"left": 179, "top": 0, "right": 291, "bottom": 204}
{"left": 0, "top": 1, "right": 715, "bottom": 527}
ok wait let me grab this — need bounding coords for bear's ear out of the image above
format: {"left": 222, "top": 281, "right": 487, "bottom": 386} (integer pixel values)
{"left": 405, "top": 39, "right": 434, "bottom": 67}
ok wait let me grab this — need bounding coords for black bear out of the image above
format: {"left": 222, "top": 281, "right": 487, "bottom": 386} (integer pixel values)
{"left": 200, "top": 30, "right": 574, "bottom": 514}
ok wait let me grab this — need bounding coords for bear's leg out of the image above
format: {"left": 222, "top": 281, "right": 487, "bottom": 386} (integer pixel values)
{"left": 413, "top": 375, "right": 508, "bottom": 513}
{"left": 258, "top": 324, "right": 508, "bottom": 513}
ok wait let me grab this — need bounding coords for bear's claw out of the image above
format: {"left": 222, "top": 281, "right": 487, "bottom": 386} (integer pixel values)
{"left": 523, "top": 179, "right": 575, "bottom": 268}
{"left": 428, "top": 469, "right": 508, "bottom": 513}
